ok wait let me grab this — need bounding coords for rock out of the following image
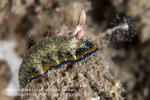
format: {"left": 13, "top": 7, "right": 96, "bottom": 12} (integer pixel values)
{"left": 20, "top": 51, "right": 125, "bottom": 100}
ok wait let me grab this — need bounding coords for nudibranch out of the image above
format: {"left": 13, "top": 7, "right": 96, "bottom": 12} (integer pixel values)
{"left": 19, "top": 36, "right": 99, "bottom": 88}
{"left": 18, "top": 10, "right": 99, "bottom": 88}
{"left": 31, "top": 39, "right": 98, "bottom": 80}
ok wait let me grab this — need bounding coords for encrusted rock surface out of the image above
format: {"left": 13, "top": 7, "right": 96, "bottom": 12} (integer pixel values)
{"left": 20, "top": 51, "right": 125, "bottom": 100}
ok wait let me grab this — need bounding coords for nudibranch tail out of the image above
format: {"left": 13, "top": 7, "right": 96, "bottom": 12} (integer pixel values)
{"left": 30, "top": 40, "right": 98, "bottom": 81}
